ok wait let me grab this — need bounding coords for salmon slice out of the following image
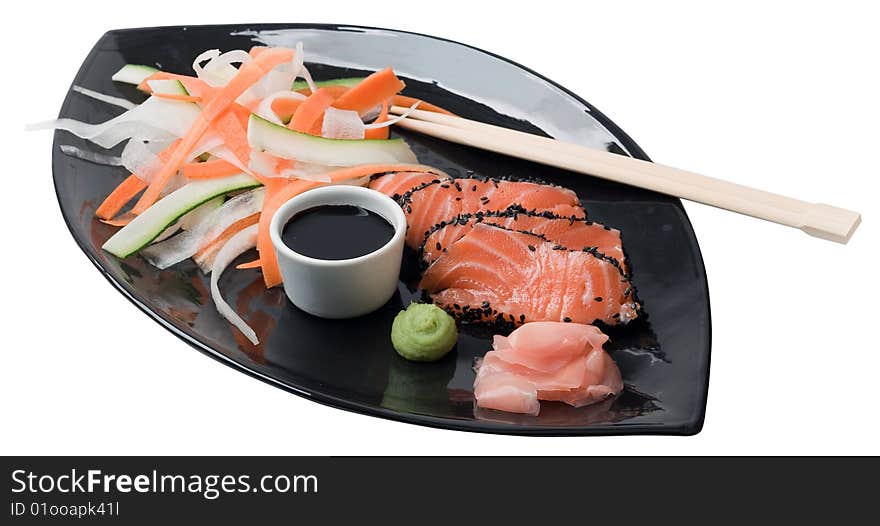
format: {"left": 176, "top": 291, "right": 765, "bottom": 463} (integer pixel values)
{"left": 367, "top": 171, "right": 450, "bottom": 200}
{"left": 420, "top": 223, "right": 639, "bottom": 326}
{"left": 474, "top": 322, "right": 623, "bottom": 415}
{"left": 420, "top": 206, "right": 627, "bottom": 272}
{"left": 369, "top": 174, "right": 586, "bottom": 248}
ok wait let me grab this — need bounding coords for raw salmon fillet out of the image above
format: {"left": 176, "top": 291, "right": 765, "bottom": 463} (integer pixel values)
{"left": 367, "top": 171, "right": 450, "bottom": 200}
{"left": 369, "top": 175, "right": 586, "bottom": 248}
{"left": 474, "top": 322, "right": 623, "bottom": 415}
{"left": 420, "top": 206, "right": 627, "bottom": 272}
{"left": 420, "top": 223, "right": 639, "bottom": 326}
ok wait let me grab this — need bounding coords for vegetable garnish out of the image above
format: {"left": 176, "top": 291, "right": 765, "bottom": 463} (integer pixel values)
{"left": 30, "top": 43, "right": 455, "bottom": 342}
{"left": 391, "top": 303, "right": 458, "bottom": 362}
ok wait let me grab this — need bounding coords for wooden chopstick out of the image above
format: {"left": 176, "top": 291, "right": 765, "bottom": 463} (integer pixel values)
{"left": 389, "top": 106, "right": 861, "bottom": 244}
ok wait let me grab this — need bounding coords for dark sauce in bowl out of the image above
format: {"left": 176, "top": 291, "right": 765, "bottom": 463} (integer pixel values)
{"left": 282, "top": 205, "right": 395, "bottom": 260}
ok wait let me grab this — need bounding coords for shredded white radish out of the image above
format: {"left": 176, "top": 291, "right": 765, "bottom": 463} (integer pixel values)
{"left": 211, "top": 224, "right": 260, "bottom": 345}
{"left": 256, "top": 90, "right": 306, "bottom": 124}
{"left": 300, "top": 65, "right": 318, "bottom": 94}
{"left": 291, "top": 42, "right": 306, "bottom": 82}
{"left": 179, "top": 196, "right": 223, "bottom": 230}
{"left": 194, "top": 49, "right": 251, "bottom": 87}
{"left": 152, "top": 223, "right": 181, "bottom": 243}
{"left": 59, "top": 145, "right": 123, "bottom": 166}
{"left": 72, "top": 85, "right": 136, "bottom": 110}
{"left": 248, "top": 151, "right": 333, "bottom": 182}
{"left": 322, "top": 107, "right": 366, "bottom": 140}
{"left": 26, "top": 96, "right": 201, "bottom": 149}
{"left": 365, "top": 100, "right": 421, "bottom": 129}
{"left": 120, "top": 139, "right": 171, "bottom": 183}
{"left": 141, "top": 188, "right": 265, "bottom": 269}
{"left": 192, "top": 49, "right": 221, "bottom": 76}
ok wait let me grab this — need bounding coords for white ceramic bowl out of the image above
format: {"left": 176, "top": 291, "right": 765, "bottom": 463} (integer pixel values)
{"left": 269, "top": 185, "right": 407, "bottom": 319}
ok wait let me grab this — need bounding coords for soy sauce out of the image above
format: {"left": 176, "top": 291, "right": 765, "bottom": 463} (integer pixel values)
{"left": 282, "top": 205, "right": 395, "bottom": 260}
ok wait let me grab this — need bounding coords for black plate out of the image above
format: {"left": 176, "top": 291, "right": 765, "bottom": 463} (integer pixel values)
{"left": 53, "top": 24, "right": 711, "bottom": 435}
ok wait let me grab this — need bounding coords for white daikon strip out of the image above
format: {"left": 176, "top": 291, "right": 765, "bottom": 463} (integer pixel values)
{"left": 210, "top": 224, "right": 260, "bottom": 345}
{"left": 72, "top": 85, "right": 136, "bottom": 110}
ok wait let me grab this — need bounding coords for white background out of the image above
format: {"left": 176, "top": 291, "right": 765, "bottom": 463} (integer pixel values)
{"left": 3, "top": 1, "right": 878, "bottom": 455}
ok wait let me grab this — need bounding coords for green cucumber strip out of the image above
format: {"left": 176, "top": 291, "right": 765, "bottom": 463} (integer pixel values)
{"left": 146, "top": 79, "right": 189, "bottom": 96}
{"left": 291, "top": 77, "right": 365, "bottom": 91}
{"left": 102, "top": 174, "right": 260, "bottom": 258}
{"left": 247, "top": 114, "right": 417, "bottom": 167}
{"left": 111, "top": 64, "right": 160, "bottom": 85}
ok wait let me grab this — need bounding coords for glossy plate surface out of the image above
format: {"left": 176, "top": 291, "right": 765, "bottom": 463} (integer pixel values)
{"left": 53, "top": 24, "right": 711, "bottom": 435}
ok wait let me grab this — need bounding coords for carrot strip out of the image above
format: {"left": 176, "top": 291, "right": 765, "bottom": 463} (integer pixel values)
{"left": 294, "top": 85, "right": 349, "bottom": 98}
{"left": 248, "top": 46, "right": 269, "bottom": 58}
{"left": 236, "top": 259, "right": 263, "bottom": 270}
{"left": 288, "top": 88, "right": 335, "bottom": 133}
{"left": 95, "top": 175, "right": 147, "bottom": 220}
{"left": 182, "top": 159, "right": 241, "bottom": 179}
{"left": 210, "top": 108, "right": 251, "bottom": 164}
{"left": 100, "top": 212, "right": 137, "bottom": 227}
{"left": 272, "top": 98, "right": 302, "bottom": 123}
{"left": 257, "top": 163, "right": 448, "bottom": 287}
{"left": 152, "top": 92, "right": 202, "bottom": 103}
{"left": 363, "top": 100, "right": 390, "bottom": 140}
{"left": 132, "top": 48, "right": 295, "bottom": 215}
{"left": 391, "top": 95, "right": 455, "bottom": 116}
{"left": 195, "top": 213, "right": 261, "bottom": 261}
{"left": 333, "top": 68, "right": 405, "bottom": 115}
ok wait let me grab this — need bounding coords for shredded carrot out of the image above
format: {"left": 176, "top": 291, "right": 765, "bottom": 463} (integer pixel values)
{"left": 195, "top": 212, "right": 261, "bottom": 262}
{"left": 332, "top": 68, "right": 405, "bottom": 115}
{"left": 211, "top": 108, "right": 251, "bottom": 164}
{"left": 236, "top": 259, "right": 263, "bottom": 270}
{"left": 392, "top": 95, "right": 455, "bottom": 116}
{"left": 272, "top": 98, "right": 302, "bottom": 123}
{"left": 100, "top": 212, "right": 138, "bottom": 227}
{"left": 288, "top": 88, "right": 335, "bottom": 133}
{"left": 132, "top": 48, "right": 295, "bottom": 215}
{"left": 294, "top": 85, "right": 349, "bottom": 98}
{"left": 363, "top": 100, "right": 390, "bottom": 140}
{"left": 95, "top": 175, "right": 147, "bottom": 220}
{"left": 248, "top": 46, "right": 269, "bottom": 58}
{"left": 182, "top": 159, "right": 241, "bottom": 179}
{"left": 257, "top": 164, "right": 449, "bottom": 287}
{"left": 152, "top": 92, "right": 202, "bottom": 103}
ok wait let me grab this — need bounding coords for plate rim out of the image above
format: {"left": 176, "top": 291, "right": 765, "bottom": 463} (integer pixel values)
{"left": 52, "top": 23, "right": 712, "bottom": 436}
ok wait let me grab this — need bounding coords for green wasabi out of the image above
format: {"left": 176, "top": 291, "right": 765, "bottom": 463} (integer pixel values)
{"left": 391, "top": 303, "right": 458, "bottom": 362}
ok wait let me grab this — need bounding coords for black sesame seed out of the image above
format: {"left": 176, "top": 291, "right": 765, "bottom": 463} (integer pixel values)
{"left": 594, "top": 296, "right": 603, "bottom": 302}
{"left": 519, "top": 314, "right": 526, "bottom": 322}
{"left": 528, "top": 245, "right": 536, "bottom": 251}
{"left": 435, "top": 242, "right": 442, "bottom": 250}
{"left": 471, "top": 185, "right": 477, "bottom": 191}
{"left": 482, "top": 301, "right": 490, "bottom": 308}
{"left": 563, "top": 317, "right": 572, "bottom": 323}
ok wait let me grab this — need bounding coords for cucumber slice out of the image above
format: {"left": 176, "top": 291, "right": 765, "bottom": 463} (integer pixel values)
{"left": 102, "top": 174, "right": 260, "bottom": 258}
{"left": 146, "top": 79, "right": 189, "bottom": 96}
{"left": 111, "top": 64, "right": 160, "bottom": 85}
{"left": 247, "top": 114, "right": 417, "bottom": 167}
{"left": 291, "top": 77, "right": 365, "bottom": 91}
